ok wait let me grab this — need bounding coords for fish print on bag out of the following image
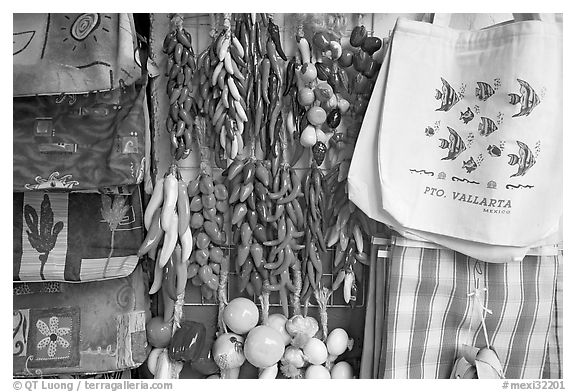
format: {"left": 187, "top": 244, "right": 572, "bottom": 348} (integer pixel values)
{"left": 487, "top": 145, "right": 502, "bottom": 157}
{"left": 460, "top": 107, "right": 475, "bottom": 124}
{"left": 438, "top": 126, "right": 467, "bottom": 160}
{"left": 507, "top": 141, "right": 536, "bottom": 177}
{"left": 509, "top": 79, "right": 540, "bottom": 117}
{"left": 478, "top": 117, "right": 498, "bottom": 137}
{"left": 462, "top": 157, "right": 478, "bottom": 173}
{"left": 475, "top": 81, "right": 495, "bottom": 101}
{"left": 427, "top": 75, "right": 544, "bottom": 184}
{"left": 435, "top": 78, "right": 460, "bottom": 111}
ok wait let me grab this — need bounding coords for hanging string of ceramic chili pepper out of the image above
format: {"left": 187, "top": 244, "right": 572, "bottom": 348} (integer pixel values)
{"left": 184, "top": 116, "right": 228, "bottom": 308}
{"left": 187, "top": 13, "right": 250, "bottom": 166}
{"left": 163, "top": 14, "right": 197, "bottom": 161}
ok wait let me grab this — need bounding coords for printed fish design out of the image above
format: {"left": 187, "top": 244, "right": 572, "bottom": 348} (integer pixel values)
{"left": 508, "top": 93, "right": 521, "bottom": 105}
{"left": 487, "top": 145, "right": 502, "bottom": 157}
{"left": 435, "top": 77, "right": 460, "bottom": 112}
{"left": 509, "top": 79, "right": 540, "bottom": 117}
{"left": 425, "top": 126, "right": 435, "bottom": 137}
{"left": 462, "top": 157, "right": 478, "bottom": 173}
{"left": 476, "top": 81, "right": 495, "bottom": 101}
{"left": 478, "top": 116, "right": 498, "bottom": 137}
{"left": 459, "top": 107, "right": 474, "bottom": 124}
{"left": 508, "top": 141, "right": 536, "bottom": 177}
{"left": 439, "top": 126, "right": 467, "bottom": 160}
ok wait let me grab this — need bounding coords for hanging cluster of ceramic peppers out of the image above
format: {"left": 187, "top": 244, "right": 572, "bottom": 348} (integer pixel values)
{"left": 223, "top": 14, "right": 308, "bottom": 323}
{"left": 152, "top": 14, "right": 385, "bottom": 328}
{"left": 163, "top": 16, "right": 197, "bottom": 161}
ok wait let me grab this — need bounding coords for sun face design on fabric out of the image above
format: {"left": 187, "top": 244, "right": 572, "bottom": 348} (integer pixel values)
{"left": 35, "top": 316, "right": 71, "bottom": 358}
{"left": 58, "top": 14, "right": 112, "bottom": 53}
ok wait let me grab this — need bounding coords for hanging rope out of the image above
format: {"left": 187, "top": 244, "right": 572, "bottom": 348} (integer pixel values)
{"left": 466, "top": 283, "right": 493, "bottom": 350}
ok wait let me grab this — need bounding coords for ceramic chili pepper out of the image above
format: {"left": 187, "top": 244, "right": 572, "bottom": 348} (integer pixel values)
{"left": 267, "top": 18, "right": 287, "bottom": 60}
{"left": 267, "top": 40, "right": 282, "bottom": 78}
{"left": 283, "top": 57, "right": 297, "bottom": 96}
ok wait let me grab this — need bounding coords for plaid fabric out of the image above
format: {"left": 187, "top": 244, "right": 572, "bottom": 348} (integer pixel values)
{"left": 361, "top": 236, "right": 561, "bottom": 379}
{"left": 543, "top": 254, "right": 563, "bottom": 378}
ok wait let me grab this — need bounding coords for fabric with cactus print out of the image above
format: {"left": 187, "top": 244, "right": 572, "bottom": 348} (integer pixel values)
{"left": 13, "top": 189, "right": 143, "bottom": 282}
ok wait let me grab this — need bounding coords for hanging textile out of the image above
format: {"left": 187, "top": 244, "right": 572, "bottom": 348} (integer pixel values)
{"left": 349, "top": 14, "right": 562, "bottom": 263}
{"left": 13, "top": 265, "right": 150, "bottom": 377}
{"left": 13, "top": 188, "right": 144, "bottom": 282}
{"left": 360, "top": 236, "right": 562, "bottom": 379}
{"left": 13, "top": 13, "right": 142, "bottom": 96}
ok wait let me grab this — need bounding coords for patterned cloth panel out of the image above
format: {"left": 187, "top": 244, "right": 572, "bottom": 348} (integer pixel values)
{"left": 13, "top": 266, "right": 150, "bottom": 377}
{"left": 13, "top": 76, "right": 147, "bottom": 192}
{"left": 360, "top": 236, "right": 562, "bottom": 379}
{"left": 13, "top": 189, "right": 144, "bottom": 282}
{"left": 13, "top": 13, "right": 142, "bottom": 97}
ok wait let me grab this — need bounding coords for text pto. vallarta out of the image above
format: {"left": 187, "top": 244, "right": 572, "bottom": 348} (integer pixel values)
{"left": 424, "top": 186, "right": 512, "bottom": 214}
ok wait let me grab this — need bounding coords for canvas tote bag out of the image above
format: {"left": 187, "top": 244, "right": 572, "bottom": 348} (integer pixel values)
{"left": 349, "top": 15, "right": 562, "bottom": 263}
{"left": 376, "top": 17, "right": 562, "bottom": 248}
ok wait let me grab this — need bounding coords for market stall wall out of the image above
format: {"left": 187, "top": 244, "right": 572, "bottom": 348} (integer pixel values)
{"left": 146, "top": 12, "right": 520, "bottom": 379}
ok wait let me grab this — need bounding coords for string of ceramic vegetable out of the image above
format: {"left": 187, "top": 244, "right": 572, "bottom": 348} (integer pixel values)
{"left": 163, "top": 14, "right": 197, "bottom": 161}
{"left": 141, "top": 13, "right": 387, "bottom": 379}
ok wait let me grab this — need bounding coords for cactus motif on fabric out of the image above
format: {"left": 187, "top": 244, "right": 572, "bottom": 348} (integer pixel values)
{"left": 100, "top": 194, "right": 130, "bottom": 276}
{"left": 24, "top": 194, "right": 64, "bottom": 280}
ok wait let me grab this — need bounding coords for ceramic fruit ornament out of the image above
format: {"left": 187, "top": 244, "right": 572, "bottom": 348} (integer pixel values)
{"left": 279, "top": 345, "right": 306, "bottom": 379}
{"left": 312, "top": 142, "right": 328, "bottom": 166}
{"left": 146, "top": 347, "right": 165, "bottom": 376}
{"left": 298, "top": 87, "right": 315, "bottom": 106}
{"left": 325, "top": 327, "right": 354, "bottom": 368}
{"left": 302, "top": 337, "right": 328, "bottom": 365}
{"left": 326, "top": 328, "right": 352, "bottom": 356}
{"left": 312, "top": 31, "right": 331, "bottom": 51}
{"left": 222, "top": 297, "right": 259, "bottom": 335}
{"left": 361, "top": 36, "right": 382, "bottom": 56}
{"left": 349, "top": 25, "right": 367, "bottom": 48}
{"left": 167, "top": 320, "right": 207, "bottom": 362}
{"left": 315, "top": 62, "right": 331, "bottom": 81}
{"left": 326, "top": 108, "right": 342, "bottom": 129}
{"left": 328, "top": 41, "right": 343, "bottom": 60}
{"left": 212, "top": 333, "right": 245, "bottom": 379}
{"left": 307, "top": 106, "right": 327, "bottom": 126}
{"left": 146, "top": 316, "right": 173, "bottom": 348}
{"left": 299, "top": 62, "right": 318, "bottom": 84}
{"left": 258, "top": 364, "right": 279, "bottom": 379}
{"left": 243, "top": 325, "right": 285, "bottom": 368}
{"left": 314, "top": 81, "right": 334, "bottom": 102}
{"left": 305, "top": 364, "right": 331, "bottom": 379}
{"left": 450, "top": 344, "right": 504, "bottom": 379}
{"left": 336, "top": 94, "right": 350, "bottom": 114}
{"left": 300, "top": 125, "right": 318, "bottom": 147}
{"left": 265, "top": 313, "right": 292, "bottom": 346}
{"left": 338, "top": 49, "right": 353, "bottom": 68}
{"left": 330, "top": 361, "right": 354, "bottom": 379}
